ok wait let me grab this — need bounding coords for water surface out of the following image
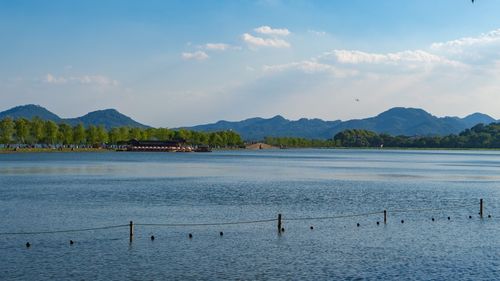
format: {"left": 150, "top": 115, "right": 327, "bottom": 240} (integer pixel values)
{"left": 1, "top": 149, "right": 500, "bottom": 280}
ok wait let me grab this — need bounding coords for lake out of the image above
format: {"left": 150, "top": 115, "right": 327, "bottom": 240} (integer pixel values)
{"left": 1, "top": 149, "right": 500, "bottom": 280}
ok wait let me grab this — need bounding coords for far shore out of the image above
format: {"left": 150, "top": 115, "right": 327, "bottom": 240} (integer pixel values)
{"left": 2, "top": 146, "right": 500, "bottom": 154}
{"left": 0, "top": 147, "right": 112, "bottom": 154}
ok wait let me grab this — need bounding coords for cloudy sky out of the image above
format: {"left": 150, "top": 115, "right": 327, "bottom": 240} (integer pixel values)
{"left": 1, "top": 0, "right": 500, "bottom": 127}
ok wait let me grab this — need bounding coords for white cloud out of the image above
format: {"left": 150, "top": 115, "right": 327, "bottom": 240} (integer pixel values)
{"left": 326, "top": 49, "right": 461, "bottom": 66}
{"left": 202, "top": 43, "right": 241, "bottom": 51}
{"left": 261, "top": 48, "right": 461, "bottom": 78}
{"left": 242, "top": 33, "right": 290, "bottom": 48}
{"left": 308, "top": 30, "right": 327, "bottom": 36}
{"left": 254, "top": 25, "right": 291, "bottom": 36}
{"left": 263, "top": 60, "right": 359, "bottom": 78}
{"left": 72, "top": 75, "right": 119, "bottom": 86}
{"left": 430, "top": 29, "right": 500, "bottom": 51}
{"left": 429, "top": 28, "right": 500, "bottom": 64}
{"left": 204, "top": 43, "right": 231, "bottom": 51}
{"left": 264, "top": 61, "right": 332, "bottom": 73}
{"left": 43, "top": 73, "right": 119, "bottom": 86}
{"left": 181, "top": 51, "right": 209, "bottom": 61}
{"left": 44, "top": 73, "right": 67, "bottom": 84}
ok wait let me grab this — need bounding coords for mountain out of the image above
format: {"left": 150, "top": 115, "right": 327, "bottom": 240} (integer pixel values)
{"left": 0, "top": 104, "right": 149, "bottom": 129}
{"left": 331, "top": 107, "right": 466, "bottom": 136}
{"left": 2, "top": 105, "right": 498, "bottom": 139}
{"left": 181, "top": 107, "right": 498, "bottom": 140}
{"left": 65, "top": 109, "right": 148, "bottom": 129}
{"left": 186, "top": 115, "right": 341, "bottom": 140}
{"left": 462, "top": 113, "right": 497, "bottom": 128}
{"left": 0, "top": 104, "right": 62, "bottom": 122}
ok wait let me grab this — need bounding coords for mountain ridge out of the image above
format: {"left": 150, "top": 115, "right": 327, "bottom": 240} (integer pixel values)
{"left": 0, "top": 104, "right": 149, "bottom": 130}
{"left": 181, "top": 107, "right": 498, "bottom": 140}
{"left": 1, "top": 104, "right": 498, "bottom": 140}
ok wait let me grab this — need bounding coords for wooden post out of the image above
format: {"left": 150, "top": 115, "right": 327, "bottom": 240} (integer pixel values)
{"left": 384, "top": 210, "right": 387, "bottom": 224}
{"left": 277, "top": 214, "right": 282, "bottom": 234}
{"left": 129, "top": 221, "right": 134, "bottom": 242}
{"left": 480, "top": 199, "right": 483, "bottom": 219}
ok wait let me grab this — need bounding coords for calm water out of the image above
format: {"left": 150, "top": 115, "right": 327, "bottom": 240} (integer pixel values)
{"left": 1, "top": 149, "right": 500, "bottom": 280}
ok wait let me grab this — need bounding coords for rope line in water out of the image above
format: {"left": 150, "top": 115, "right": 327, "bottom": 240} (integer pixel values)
{"left": 0, "top": 224, "right": 129, "bottom": 235}
{"left": 0, "top": 202, "right": 485, "bottom": 236}
{"left": 135, "top": 218, "right": 277, "bottom": 227}
{"left": 388, "top": 203, "right": 477, "bottom": 214}
{"left": 283, "top": 211, "right": 384, "bottom": 221}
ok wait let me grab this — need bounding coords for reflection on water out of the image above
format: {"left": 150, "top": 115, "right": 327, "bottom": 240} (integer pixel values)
{"left": 1, "top": 149, "right": 500, "bottom": 280}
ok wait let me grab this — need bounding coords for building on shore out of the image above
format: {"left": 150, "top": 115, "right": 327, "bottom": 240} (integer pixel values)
{"left": 122, "top": 139, "right": 190, "bottom": 152}
{"left": 118, "top": 139, "right": 211, "bottom": 152}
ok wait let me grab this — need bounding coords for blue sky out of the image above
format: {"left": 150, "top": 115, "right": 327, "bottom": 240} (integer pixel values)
{"left": 1, "top": 0, "right": 500, "bottom": 127}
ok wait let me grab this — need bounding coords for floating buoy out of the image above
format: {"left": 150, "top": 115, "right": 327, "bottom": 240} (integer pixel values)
{"left": 26, "top": 242, "right": 31, "bottom": 248}
{"left": 188, "top": 233, "right": 193, "bottom": 239}
{"left": 376, "top": 221, "right": 380, "bottom": 225}
{"left": 401, "top": 220, "right": 404, "bottom": 224}
{"left": 357, "top": 223, "right": 360, "bottom": 227}
{"left": 310, "top": 226, "right": 314, "bottom": 230}
{"left": 281, "top": 227, "right": 285, "bottom": 232}
{"left": 469, "top": 216, "right": 472, "bottom": 219}
{"left": 431, "top": 218, "right": 435, "bottom": 221}
{"left": 447, "top": 217, "right": 451, "bottom": 220}
{"left": 488, "top": 214, "right": 492, "bottom": 218}
{"left": 219, "top": 231, "right": 224, "bottom": 236}
{"left": 69, "top": 240, "right": 74, "bottom": 245}
{"left": 150, "top": 235, "right": 155, "bottom": 241}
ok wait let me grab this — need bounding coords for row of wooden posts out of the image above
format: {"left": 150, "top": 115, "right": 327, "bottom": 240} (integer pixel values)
{"left": 127, "top": 199, "right": 485, "bottom": 242}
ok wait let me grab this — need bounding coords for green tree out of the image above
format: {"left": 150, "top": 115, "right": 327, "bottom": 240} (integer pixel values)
{"left": 225, "top": 130, "right": 243, "bottom": 146}
{"left": 153, "top": 128, "right": 172, "bottom": 141}
{"left": 44, "top": 120, "right": 59, "bottom": 145}
{"left": 129, "top": 127, "right": 143, "bottom": 140}
{"left": 108, "top": 127, "right": 121, "bottom": 144}
{"left": 58, "top": 123, "right": 73, "bottom": 145}
{"left": 208, "top": 133, "right": 223, "bottom": 147}
{"left": 0, "top": 117, "right": 15, "bottom": 144}
{"left": 96, "top": 125, "right": 108, "bottom": 144}
{"left": 86, "top": 125, "right": 99, "bottom": 146}
{"left": 175, "top": 129, "right": 191, "bottom": 141}
{"left": 14, "top": 118, "right": 30, "bottom": 144}
{"left": 118, "top": 127, "right": 130, "bottom": 141}
{"left": 30, "top": 117, "right": 45, "bottom": 144}
{"left": 73, "top": 123, "right": 86, "bottom": 145}
{"left": 143, "top": 128, "right": 155, "bottom": 140}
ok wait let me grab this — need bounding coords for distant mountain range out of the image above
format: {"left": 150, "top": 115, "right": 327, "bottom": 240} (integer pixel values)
{"left": 1, "top": 105, "right": 497, "bottom": 140}
{"left": 182, "top": 107, "right": 498, "bottom": 140}
{"left": 0, "top": 104, "right": 148, "bottom": 130}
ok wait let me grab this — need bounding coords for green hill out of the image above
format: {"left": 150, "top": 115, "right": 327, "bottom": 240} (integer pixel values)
{"left": 0, "top": 104, "right": 149, "bottom": 129}
{"left": 181, "top": 107, "right": 498, "bottom": 140}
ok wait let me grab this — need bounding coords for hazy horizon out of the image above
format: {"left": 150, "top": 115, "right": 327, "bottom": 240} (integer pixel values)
{"left": 2, "top": 0, "right": 500, "bottom": 127}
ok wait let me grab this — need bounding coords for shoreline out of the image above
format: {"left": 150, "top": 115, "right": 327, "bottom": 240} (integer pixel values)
{"left": 0, "top": 148, "right": 113, "bottom": 154}
{"left": 2, "top": 146, "right": 500, "bottom": 154}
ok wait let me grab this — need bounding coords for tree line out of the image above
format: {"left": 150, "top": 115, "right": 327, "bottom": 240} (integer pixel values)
{"left": 333, "top": 123, "right": 500, "bottom": 148}
{"left": 3, "top": 116, "right": 500, "bottom": 149}
{"left": 264, "top": 123, "right": 500, "bottom": 149}
{"left": 0, "top": 117, "right": 244, "bottom": 147}
{"left": 263, "top": 136, "right": 336, "bottom": 148}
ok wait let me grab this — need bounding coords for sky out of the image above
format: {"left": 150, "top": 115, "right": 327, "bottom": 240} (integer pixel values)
{"left": 1, "top": 0, "right": 500, "bottom": 127}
